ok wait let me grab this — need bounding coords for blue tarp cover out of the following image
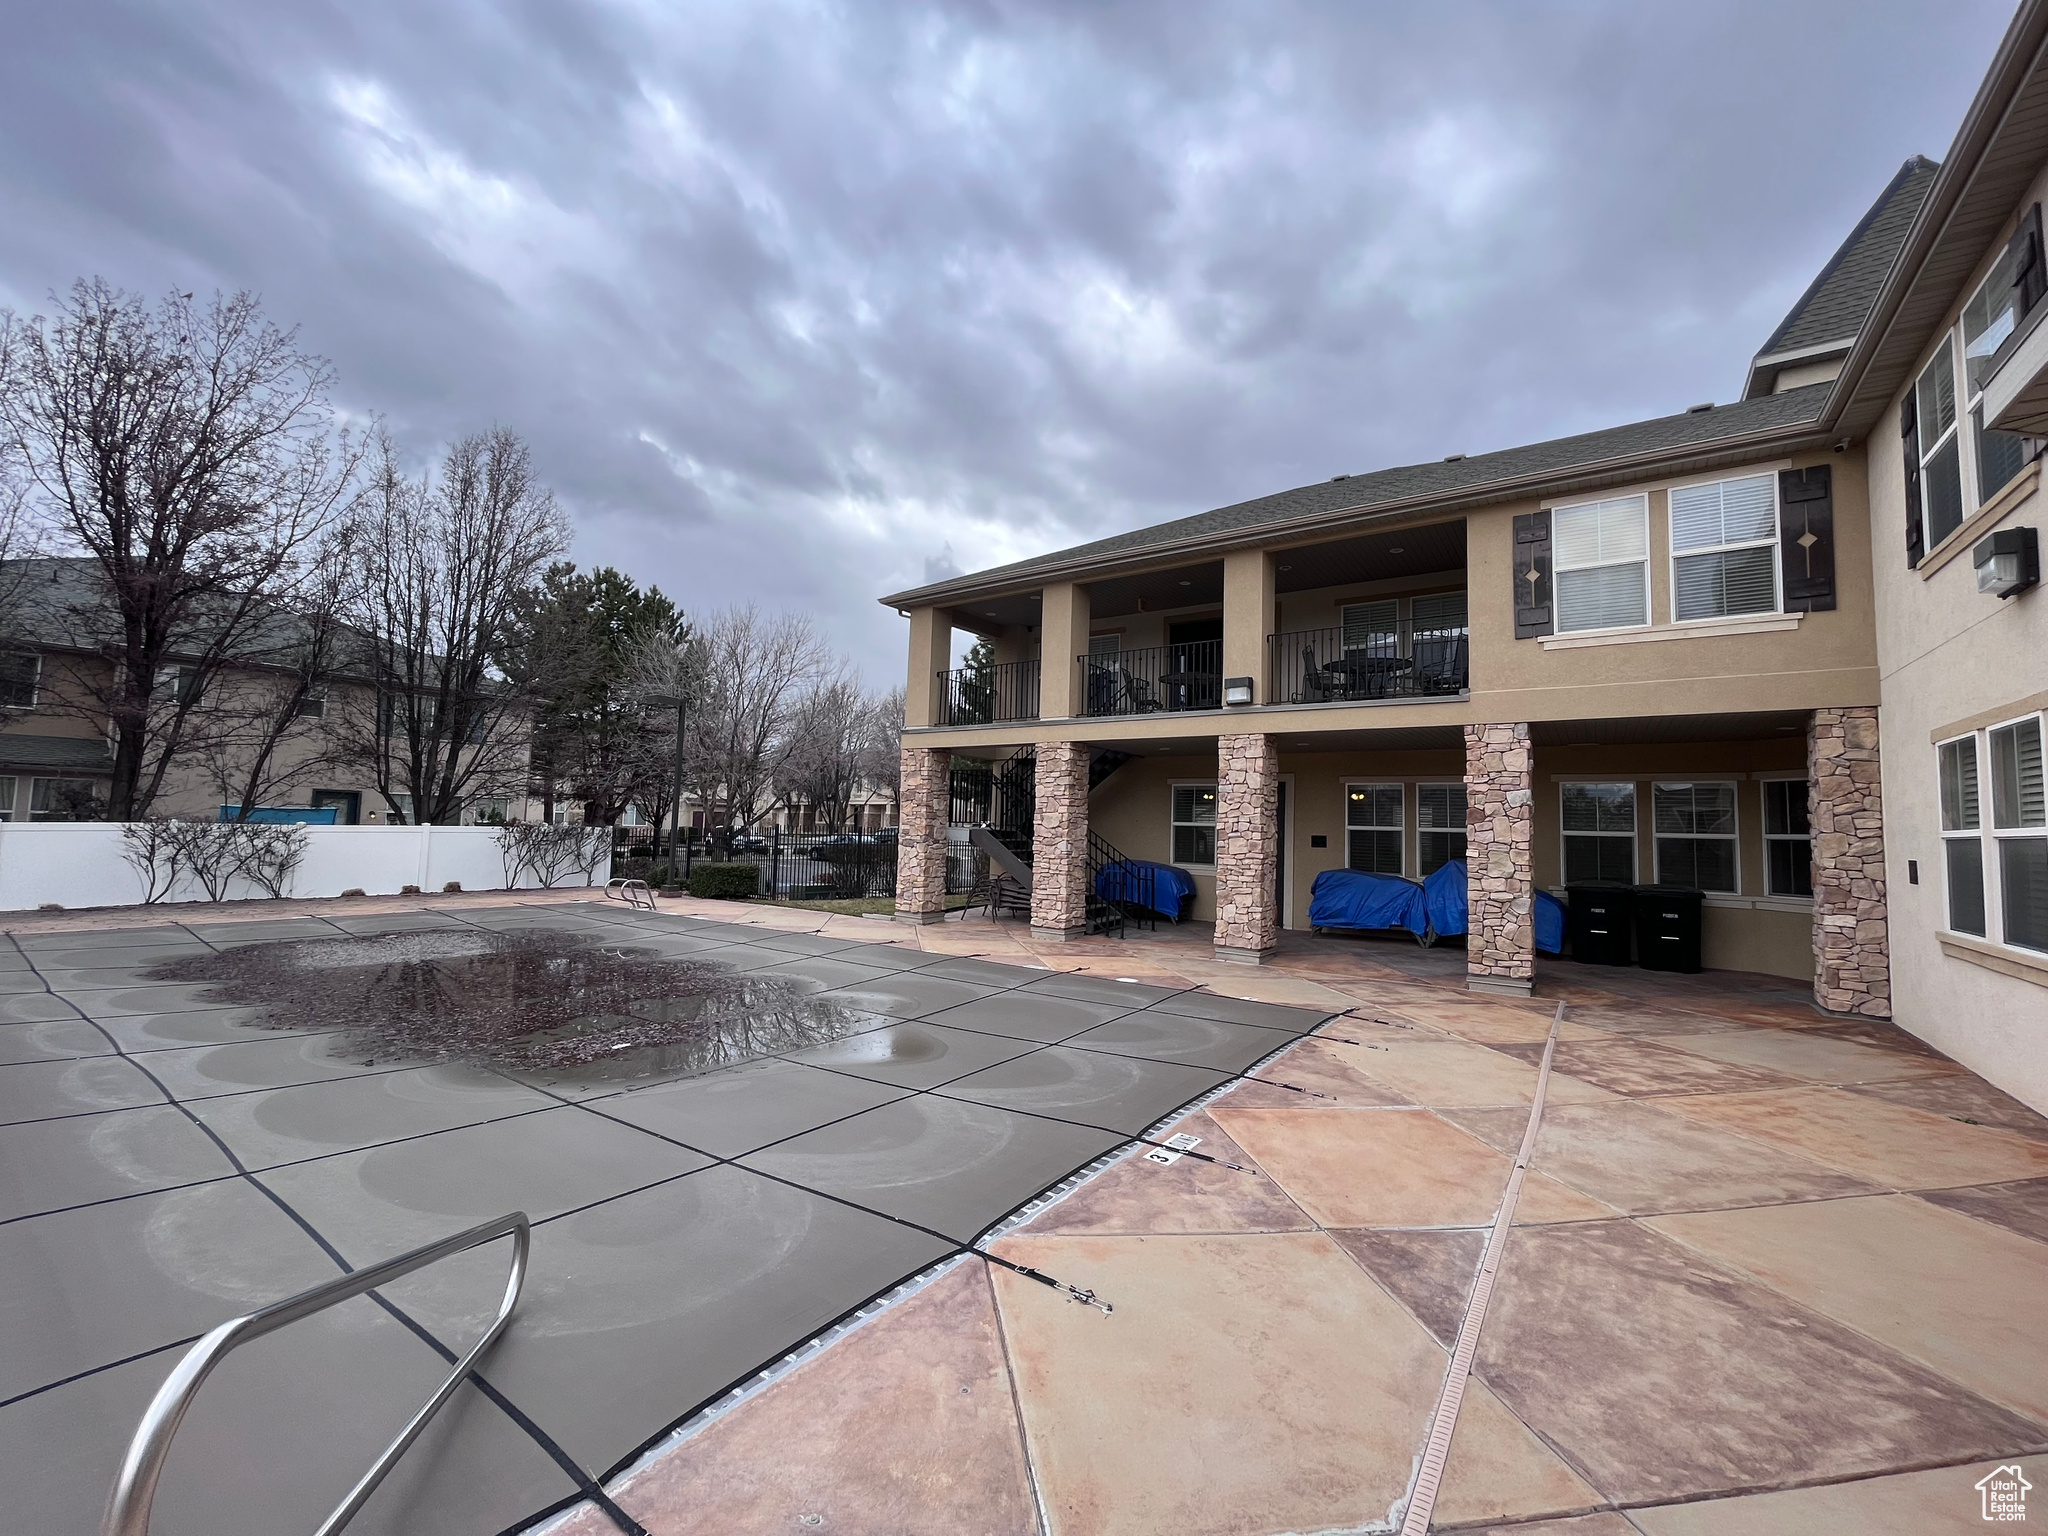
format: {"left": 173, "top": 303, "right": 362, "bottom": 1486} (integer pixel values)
{"left": 215, "top": 805, "right": 339, "bottom": 825}
{"left": 1422, "top": 860, "right": 1566, "bottom": 954}
{"left": 1095, "top": 859, "right": 1197, "bottom": 921}
{"left": 1308, "top": 869, "right": 1427, "bottom": 936}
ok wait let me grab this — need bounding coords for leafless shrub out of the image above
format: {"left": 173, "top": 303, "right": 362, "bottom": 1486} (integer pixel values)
{"left": 236, "top": 823, "right": 309, "bottom": 899}
{"left": 495, "top": 822, "right": 609, "bottom": 889}
{"left": 120, "top": 819, "right": 190, "bottom": 904}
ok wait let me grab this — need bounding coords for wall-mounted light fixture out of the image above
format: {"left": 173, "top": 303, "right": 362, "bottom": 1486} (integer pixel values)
{"left": 1223, "top": 676, "right": 1254, "bottom": 706}
{"left": 1974, "top": 526, "right": 2040, "bottom": 599}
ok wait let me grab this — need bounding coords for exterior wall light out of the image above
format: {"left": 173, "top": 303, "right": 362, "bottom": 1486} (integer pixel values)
{"left": 1223, "top": 676, "right": 1255, "bottom": 706}
{"left": 1973, "top": 526, "right": 2040, "bottom": 599}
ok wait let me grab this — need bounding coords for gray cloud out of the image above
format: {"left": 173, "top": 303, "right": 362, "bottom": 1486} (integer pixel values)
{"left": 0, "top": 0, "right": 2015, "bottom": 680}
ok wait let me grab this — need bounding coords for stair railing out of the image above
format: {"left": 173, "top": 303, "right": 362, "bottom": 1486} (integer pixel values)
{"left": 103, "top": 1210, "right": 532, "bottom": 1536}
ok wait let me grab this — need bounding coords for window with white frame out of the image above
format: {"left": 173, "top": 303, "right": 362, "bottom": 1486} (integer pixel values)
{"left": 463, "top": 797, "right": 509, "bottom": 826}
{"left": 1670, "top": 474, "right": 1779, "bottom": 621}
{"left": 29, "top": 778, "right": 103, "bottom": 822}
{"left": 1963, "top": 243, "right": 2036, "bottom": 507}
{"left": 1990, "top": 715, "right": 2047, "bottom": 952}
{"left": 1761, "top": 779, "right": 1812, "bottom": 898}
{"left": 295, "top": 687, "right": 327, "bottom": 719}
{"left": 0, "top": 651, "right": 38, "bottom": 709}
{"left": 1340, "top": 599, "right": 1399, "bottom": 658}
{"left": 1552, "top": 495, "right": 1649, "bottom": 632}
{"left": 1345, "top": 783, "right": 1403, "bottom": 874}
{"left": 1912, "top": 336, "right": 1966, "bottom": 550}
{"left": 1171, "top": 783, "right": 1217, "bottom": 865}
{"left": 1416, "top": 783, "right": 1466, "bottom": 877}
{"left": 1939, "top": 734, "right": 1987, "bottom": 937}
{"left": 1560, "top": 782, "right": 1635, "bottom": 883}
{"left": 387, "top": 792, "right": 414, "bottom": 824}
{"left": 1653, "top": 782, "right": 1738, "bottom": 893}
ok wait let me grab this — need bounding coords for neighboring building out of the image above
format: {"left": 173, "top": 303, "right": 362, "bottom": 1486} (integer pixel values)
{"left": 0, "top": 558, "right": 542, "bottom": 825}
{"left": 883, "top": 0, "right": 2048, "bottom": 1113}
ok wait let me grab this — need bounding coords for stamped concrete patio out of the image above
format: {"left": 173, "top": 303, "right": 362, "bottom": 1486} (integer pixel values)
{"left": 2, "top": 886, "right": 2044, "bottom": 1534}
{"left": 551, "top": 902, "right": 2048, "bottom": 1536}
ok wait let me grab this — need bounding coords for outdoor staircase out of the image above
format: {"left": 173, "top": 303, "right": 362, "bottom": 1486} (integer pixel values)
{"left": 956, "top": 746, "right": 1150, "bottom": 938}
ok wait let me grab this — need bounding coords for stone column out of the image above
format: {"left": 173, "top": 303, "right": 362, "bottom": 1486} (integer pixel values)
{"left": 1465, "top": 722, "right": 1535, "bottom": 995}
{"left": 1810, "top": 706, "right": 1891, "bottom": 1016}
{"left": 894, "top": 745, "right": 951, "bottom": 925}
{"left": 1030, "top": 741, "right": 1091, "bottom": 941}
{"left": 1215, "top": 734, "right": 1279, "bottom": 963}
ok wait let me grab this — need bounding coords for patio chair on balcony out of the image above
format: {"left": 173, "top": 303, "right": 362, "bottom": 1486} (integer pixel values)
{"left": 1412, "top": 634, "right": 1469, "bottom": 695}
{"left": 1299, "top": 645, "right": 1333, "bottom": 704}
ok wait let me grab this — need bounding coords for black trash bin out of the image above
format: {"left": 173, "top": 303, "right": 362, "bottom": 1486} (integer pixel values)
{"left": 1634, "top": 884, "right": 1705, "bottom": 973}
{"left": 1566, "top": 882, "right": 1635, "bottom": 966}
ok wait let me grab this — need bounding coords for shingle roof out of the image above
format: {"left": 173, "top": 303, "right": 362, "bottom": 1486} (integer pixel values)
{"left": 0, "top": 733, "right": 116, "bottom": 773}
{"left": 884, "top": 382, "right": 1832, "bottom": 606}
{"left": 1753, "top": 157, "right": 1941, "bottom": 362}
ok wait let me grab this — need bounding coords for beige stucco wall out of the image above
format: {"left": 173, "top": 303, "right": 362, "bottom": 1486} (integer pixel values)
{"left": 1864, "top": 168, "right": 2048, "bottom": 1113}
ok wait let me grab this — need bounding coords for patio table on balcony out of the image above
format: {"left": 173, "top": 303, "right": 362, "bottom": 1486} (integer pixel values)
{"left": 1156, "top": 668, "right": 1222, "bottom": 711}
{"left": 1320, "top": 655, "right": 1413, "bottom": 699}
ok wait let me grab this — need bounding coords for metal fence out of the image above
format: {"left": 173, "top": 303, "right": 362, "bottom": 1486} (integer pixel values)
{"left": 937, "top": 660, "right": 1040, "bottom": 725}
{"left": 1268, "top": 624, "right": 1468, "bottom": 704}
{"left": 762, "top": 830, "right": 898, "bottom": 899}
{"left": 1080, "top": 639, "right": 1225, "bottom": 716}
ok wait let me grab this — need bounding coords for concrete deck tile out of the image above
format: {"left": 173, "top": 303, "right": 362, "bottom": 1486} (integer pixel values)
{"left": 1209, "top": 1038, "right": 1414, "bottom": 1109}
{"left": 1658, "top": 1087, "right": 2048, "bottom": 1190}
{"left": 1140, "top": 967, "right": 1357, "bottom": 1014}
{"left": 738, "top": 1094, "right": 1124, "bottom": 1242}
{"left": 1647, "top": 1194, "right": 2048, "bottom": 1423}
{"left": 1656, "top": 1029, "right": 1958, "bottom": 1085}
{"left": 1847, "top": 1075, "right": 2048, "bottom": 1142}
{"left": 1436, "top": 1101, "right": 1880, "bottom": 1215}
{"left": 0, "top": 1016, "right": 116, "bottom": 1063}
{"left": 1472, "top": 1219, "right": 2045, "bottom": 1504}
{"left": 1801, "top": 1018, "right": 1958, "bottom": 1059}
{"left": 0, "top": 1052, "right": 168, "bottom": 1125}
{"left": 1417, "top": 1006, "right": 1566, "bottom": 1045}
{"left": 1432, "top": 1376, "right": 1606, "bottom": 1530}
{"left": 1137, "top": 989, "right": 1333, "bottom": 1033}
{"left": 570, "top": 1263, "right": 1036, "bottom": 1536}
{"left": 1498, "top": 1036, "right": 1801, "bottom": 1097}
{"left": 0, "top": 1102, "right": 237, "bottom": 1222}
{"left": 988, "top": 1231, "right": 1442, "bottom": 1536}
{"left": 1017, "top": 1110, "right": 1314, "bottom": 1236}
{"left": 1627, "top": 1453, "right": 2048, "bottom": 1534}
{"left": 1210, "top": 1107, "right": 1616, "bottom": 1228}
{"left": 1917, "top": 1176, "right": 2048, "bottom": 1246}
{"left": 1348, "top": 1037, "right": 1616, "bottom": 1108}
{"left": 1328, "top": 1226, "right": 1486, "bottom": 1346}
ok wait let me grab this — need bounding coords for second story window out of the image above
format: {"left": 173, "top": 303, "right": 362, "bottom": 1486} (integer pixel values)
{"left": 1670, "top": 474, "right": 1780, "bottom": 621}
{"left": 1552, "top": 495, "right": 1648, "bottom": 632}
{"left": 1912, "top": 336, "right": 1965, "bottom": 550}
{"left": 0, "top": 650, "right": 38, "bottom": 709}
{"left": 1963, "top": 213, "right": 2042, "bottom": 507}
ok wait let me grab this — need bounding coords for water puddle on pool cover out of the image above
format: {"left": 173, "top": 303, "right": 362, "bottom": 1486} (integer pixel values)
{"left": 152, "top": 930, "right": 874, "bottom": 1083}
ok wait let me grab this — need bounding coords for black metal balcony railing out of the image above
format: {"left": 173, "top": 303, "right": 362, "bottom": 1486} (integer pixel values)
{"left": 1270, "top": 624, "right": 1468, "bottom": 704}
{"left": 937, "top": 659, "right": 1040, "bottom": 725}
{"left": 1080, "top": 639, "right": 1224, "bottom": 717}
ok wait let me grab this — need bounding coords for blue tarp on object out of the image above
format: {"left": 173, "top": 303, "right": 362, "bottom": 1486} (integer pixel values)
{"left": 215, "top": 805, "right": 339, "bottom": 825}
{"left": 1307, "top": 868, "right": 1428, "bottom": 936}
{"left": 1421, "top": 860, "right": 1566, "bottom": 953}
{"left": 1095, "top": 859, "right": 1197, "bottom": 921}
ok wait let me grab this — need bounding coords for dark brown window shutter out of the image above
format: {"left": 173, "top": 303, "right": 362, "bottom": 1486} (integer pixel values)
{"left": 1513, "top": 509, "right": 1553, "bottom": 638}
{"left": 1779, "top": 466, "right": 1835, "bottom": 612}
{"left": 2016, "top": 203, "right": 2046, "bottom": 321}
{"left": 1902, "top": 392, "right": 1924, "bottom": 568}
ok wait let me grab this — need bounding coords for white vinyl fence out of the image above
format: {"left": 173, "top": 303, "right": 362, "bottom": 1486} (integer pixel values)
{"left": 0, "top": 824, "right": 612, "bottom": 912}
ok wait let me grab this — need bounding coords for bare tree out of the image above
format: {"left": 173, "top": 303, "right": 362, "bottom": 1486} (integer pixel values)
{"left": 859, "top": 685, "right": 905, "bottom": 823}
{"left": 335, "top": 428, "right": 568, "bottom": 824}
{"left": 632, "top": 606, "right": 826, "bottom": 839}
{"left": 781, "top": 672, "right": 870, "bottom": 832}
{"left": 0, "top": 281, "right": 358, "bottom": 818}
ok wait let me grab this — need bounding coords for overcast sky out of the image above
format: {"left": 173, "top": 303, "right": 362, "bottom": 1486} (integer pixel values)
{"left": 0, "top": 1, "right": 2019, "bottom": 682}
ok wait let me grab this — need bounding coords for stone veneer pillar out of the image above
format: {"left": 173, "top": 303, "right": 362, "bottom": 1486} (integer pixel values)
{"left": 1030, "top": 741, "right": 1091, "bottom": 941}
{"left": 1465, "top": 722, "right": 1535, "bottom": 995}
{"left": 1810, "top": 706, "right": 1891, "bottom": 1017}
{"left": 894, "top": 745, "right": 951, "bottom": 925}
{"left": 1214, "top": 734, "right": 1279, "bottom": 963}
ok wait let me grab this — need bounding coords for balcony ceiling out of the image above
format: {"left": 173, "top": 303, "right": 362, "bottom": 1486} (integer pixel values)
{"left": 1085, "top": 561, "right": 1226, "bottom": 620}
{"left": 1273, "top": 520, "right": 1465, "bottom": 594}
{"left": 1530, "top": 711, "right": 1812, "bottom": 746}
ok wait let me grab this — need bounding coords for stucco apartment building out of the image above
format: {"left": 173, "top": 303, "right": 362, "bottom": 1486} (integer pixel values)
{"left": 884, "top": 0, "right": 2048, "bottom": 1114}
